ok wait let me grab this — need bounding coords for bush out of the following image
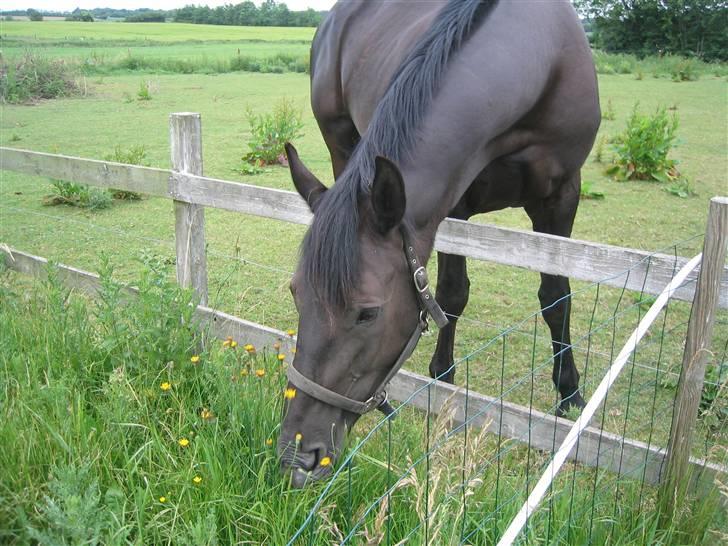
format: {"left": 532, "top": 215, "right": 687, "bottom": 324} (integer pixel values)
{"left": 243, "top": 98, "right": 304, "bottom": 167}
{"left": 1, "top": 53, "right": 80, "bottom": 104}
{"left": 606, "top": 105, "right": 680, "bottom": 183}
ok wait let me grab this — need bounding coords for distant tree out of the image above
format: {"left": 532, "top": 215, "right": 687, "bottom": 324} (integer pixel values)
{"left": 27, "top": 8, "right": 43, "bottom": 21}
{"left": 575, "top": 0, "right": 728, "bottom": 61}
{"left": 124, "top": 11, "right": 166, "bottom": 23}
{"left": 66, "top": 9, "right": 94, "bottom": 22}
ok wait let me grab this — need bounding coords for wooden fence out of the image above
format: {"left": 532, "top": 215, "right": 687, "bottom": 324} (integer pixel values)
{"left": 1, "top": 113, "right": 727, "bottom": 507}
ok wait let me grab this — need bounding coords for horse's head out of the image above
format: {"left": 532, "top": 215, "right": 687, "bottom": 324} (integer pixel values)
{"left": 277, "top": 144, "right": 438, "bottom": 487}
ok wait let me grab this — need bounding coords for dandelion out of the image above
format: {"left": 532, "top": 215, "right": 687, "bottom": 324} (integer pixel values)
{"left": 286, "top": 329, "right": 296, "bottom": 337}
{"left": 178, "top": 438, "right": 190, "bottom": 447}
{"left": 266, "top": 438, "right": 273, "bottom": 446}
{"left": 200, "top": 408, "right": 214, "bottom": 420}
{"left": 319, "top": 456, "right": 331, "bottom": 467}
{"left": 277, "top": 353, "right": 286, "bottom": 361}
{"left": 160, "top": 381, "right": 171, "bottom": 391}
{"left": 222, "top": 337, "right": 232, "bottom": 348}
{"left": 255, "top": 369, "right": 265, "bottom": 378}
{"left": 244, "top": 344, "right": 255, "bottom": 353}
{"left": 295, "top": 433, "right": 302, "bottom": 443}
{"left": 230, "top": 340, "right": 238, "bottom": 348}
{"left": 284, "top": 388, "right": 297, "bottom": 400}
{"left": 190, "top": 355, "right": 200, "bottom": 364}
{"left": 240, "top": 368, "right": 248, "bottom": 377}
{"left": 192, "top": 475, "right": 202, "bottom": 484}
{"left": 159, "top": 496, "right": 167, "bottom": 503}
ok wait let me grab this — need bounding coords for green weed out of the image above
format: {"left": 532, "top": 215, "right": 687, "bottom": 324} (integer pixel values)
{"left": 103, "top": 144, "right": 148, "bottom": 200}
{"left": 0, "top": 52, "right": 80, "bottom": 103}
{"left": 243, "top": 97, "right": 304, "bottom": 166}
{"left": 136, "top": 80, "right": 151, "bottom": 101}
{"left": 606, "top": 104, "right": 680, "bottom": 183}
{"left": 43, "top": 179, "right": 113, "bottom": 210}
{"left": 664, "top": 178, "right": 697, "bottom": 198}
{"left": 602, "top": 98, "right": 616, "bottom": 121}
{"left": 580, "top": 180, "right": 605, "bottom": 200}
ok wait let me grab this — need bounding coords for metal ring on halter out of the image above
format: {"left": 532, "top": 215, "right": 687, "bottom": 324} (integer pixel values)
{"left": 413, "top": 266, "right": 429, "bottom": 293}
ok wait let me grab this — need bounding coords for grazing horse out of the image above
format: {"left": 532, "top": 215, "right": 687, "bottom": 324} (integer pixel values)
{"left": 279, "top": 0, "right": 600, "bottom": 486}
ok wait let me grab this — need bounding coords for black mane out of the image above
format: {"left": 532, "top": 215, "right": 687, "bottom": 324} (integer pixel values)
{"left": 302, "top": 0, "right": 498, "bottom": 309}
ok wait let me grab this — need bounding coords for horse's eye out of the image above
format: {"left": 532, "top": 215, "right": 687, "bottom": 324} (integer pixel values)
{"left": 356, "top": 307, "right": 380, "bottom": 324}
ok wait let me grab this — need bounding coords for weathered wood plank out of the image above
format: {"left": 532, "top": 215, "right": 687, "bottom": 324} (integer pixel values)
{"left": 2, "top": 245, "right": 724, "bottom": 496}
{"left": 660, "top": 197, "right": 728, "bottom": 517}
{"left": 435, "top": 218, "right": 728, "bottom": 309}
{"left": 170, "top": 114, "right": 208, "bottom": 306}
{"left": 169, "top": 172, "right": 312, "bottom": 225}
{"left": 0, "top": 146, "right": 170, "bottom": 197}
{"left": 387, "top": 369, "right": 726, "bottom": 493}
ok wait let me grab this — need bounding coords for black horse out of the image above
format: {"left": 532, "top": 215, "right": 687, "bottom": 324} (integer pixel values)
{"left": 279, "top": 0, "right": 600, "bottom": 487}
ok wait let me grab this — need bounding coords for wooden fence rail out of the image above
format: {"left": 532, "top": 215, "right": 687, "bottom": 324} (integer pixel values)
{"left": 2, "top": 144, "right": 727, "bottom": 308}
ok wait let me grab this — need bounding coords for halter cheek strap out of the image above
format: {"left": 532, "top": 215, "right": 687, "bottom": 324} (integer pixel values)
{"left": 286, "top": 225, "right": 448, "bottom": 416}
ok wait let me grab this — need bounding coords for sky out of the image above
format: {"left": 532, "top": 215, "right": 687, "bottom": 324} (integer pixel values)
{"left": 4, "top": 0, "right": 336, "bottom": 12}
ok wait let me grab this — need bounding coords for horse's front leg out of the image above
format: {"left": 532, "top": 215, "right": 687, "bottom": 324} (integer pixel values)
{"left": 429, "top": 251, "right": 470, "bottom": 383}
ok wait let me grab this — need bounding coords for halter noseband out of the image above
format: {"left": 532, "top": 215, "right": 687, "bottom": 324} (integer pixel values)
{"left": 286, "top": 225, "right": 449, "bottom": 417}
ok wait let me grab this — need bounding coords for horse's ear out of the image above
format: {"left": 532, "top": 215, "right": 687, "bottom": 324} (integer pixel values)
{"left": 285, "top": 143, "right": 326, "bottom": 212}
{"left": 371, "top": 156, "right": 406, "bottom": 234}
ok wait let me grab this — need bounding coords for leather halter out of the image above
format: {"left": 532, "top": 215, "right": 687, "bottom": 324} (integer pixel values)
{"left": 286, "top": 225, "right": 448, "bottom": 417}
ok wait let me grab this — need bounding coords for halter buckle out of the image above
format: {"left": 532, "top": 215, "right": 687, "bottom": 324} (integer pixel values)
{"left": 413, "top": 266, "right": 429, "bottom": 293}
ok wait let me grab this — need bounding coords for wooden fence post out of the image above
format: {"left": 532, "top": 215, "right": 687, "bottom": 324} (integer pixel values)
{"left": 659, "top": 196, "right": 728, "bottom": 520}
{"left": 170, "top": 113, "right": 208, "bottom": 306}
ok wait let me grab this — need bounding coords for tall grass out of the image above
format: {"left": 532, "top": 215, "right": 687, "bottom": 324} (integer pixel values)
{"left": 0, "top": 52, "right": 82, "bottom": 103}
{"left": 0, "top": 262, "right": 724, "bottom": 544}
{"left": 592, "top": 50, "right": 728, "bottom": 80}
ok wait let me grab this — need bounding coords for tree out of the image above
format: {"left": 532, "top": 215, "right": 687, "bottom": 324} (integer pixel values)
{"left": 575, "top": 0, "right": 728, "bottom": 61}
{"left": 27, "top": 8, "right": 43, "bottom": 21}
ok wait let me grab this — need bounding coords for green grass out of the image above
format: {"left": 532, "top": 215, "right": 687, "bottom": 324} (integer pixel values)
{"left": 0, "top": 20, "right": 316, "bottom": 43}
{"left": 1, "top": 267, "right": 724, "bottom": 544}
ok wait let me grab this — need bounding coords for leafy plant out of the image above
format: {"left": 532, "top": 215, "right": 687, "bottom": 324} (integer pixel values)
{"left": 580, "top": 180, "right": 605, "bottom": 200}
{"left": 602, "top": 98, "right": 616, "bottom": 121}
{"left": 136, "top": 80, "right": 151, "bottom": 101}
{"left": 242, "top": 98, "right": 304, "bottom": 167}
{"left": 664, "top": 178, "right": 697, "bottom": 198}
{"left": 700, "top": 361, "right": 728, "bottom": 429}
{"left": 43, "top": 180, "right": 112, "bottom": 210}
{"left": 593, "top": 135, "right": 608, "bottom": 163}
{"left": 103, "top": 144, "right": 148, "bottom": 200}
{"left": 606, "top": 104, "right": 680, "bottom": 183}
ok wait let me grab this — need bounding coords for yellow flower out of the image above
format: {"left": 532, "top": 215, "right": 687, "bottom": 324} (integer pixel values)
{"left": 286, "top": 329, "right": 296, "bottom": 337}
{"left": 244, "top": 344, "right": 255, "bottom": 353}
{"left": 190, "top": 355, "right": 200, "bottom": 364}
{"left": 178, "top": 438, "right": 190, "bottom": 447}
{"left": 159, "top": 496, "right": 167, "bottom": 503}
{"left": 295, "top": 433, "right": 302, "bottom": 443}
{"left": 240, "top": 368, "right": 248, "bottom": 377}
{"left": 291, "top": 348, "right": 297, "bottom": 354}
{"left": 265, "top": 438, "right": 273, "bottom": 446}
{"left": 200, "top": 408, "right": 214, "bottom": 420}
{"left": 255, "top": 369, "right": 265, "bottom": 378}
{"left": 160, "top": 381, "right": 171, "bottom": 391}
{"left": 222, "top": 337, "right": 232, "bottom": 348}
{"left": 277, "top": 353, "right": 286, "bottom": 361}
{"left": 284, "top": 388, "right": 297, "bottom": 400}
{"left": 230, "top": 340, "right": 238, "bottom": 348}
{"left": 192, "top": 475, "right": 202, "bottom": 484}
{"left": 319, "top": 456, "right": 331, "bottom": 467}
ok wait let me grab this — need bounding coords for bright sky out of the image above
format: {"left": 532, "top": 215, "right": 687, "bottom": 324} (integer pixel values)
{"left": 3, "top": 0, "right": 336, "bottom": 12}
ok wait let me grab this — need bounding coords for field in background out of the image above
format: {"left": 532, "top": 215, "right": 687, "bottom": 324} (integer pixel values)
{"left": 1, "top": 21, "right": 727, "bottom": 542}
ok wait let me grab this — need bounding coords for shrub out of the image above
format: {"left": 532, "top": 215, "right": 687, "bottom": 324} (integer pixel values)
{"left": 103, "top": 145, "right": 148, "bottom": 200}
{"left": 1, "top": 53, "right": 80, "bottom": 104}
{"left": 606, "top": 105, "right": 680, "bottom": 183}
{"left": 601, "top": 98, "right": 616, "bottom": 121}
{"left": 43, "top": 180, "right": 113, "bottom": 210}
{"left": 243, "top": 98, "right": 304, "bottom": 167}
{"left": 136, "top": 81, "right": 151, "bottom": 101}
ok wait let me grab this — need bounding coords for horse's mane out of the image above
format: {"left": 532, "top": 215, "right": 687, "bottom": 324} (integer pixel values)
{"left": 302, "top": 0, "right": 498, "bottom": 309}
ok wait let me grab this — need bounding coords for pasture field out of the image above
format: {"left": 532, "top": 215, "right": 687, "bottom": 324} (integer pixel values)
{"left": 0, "top": 23, "right": 727, "bottom": 543}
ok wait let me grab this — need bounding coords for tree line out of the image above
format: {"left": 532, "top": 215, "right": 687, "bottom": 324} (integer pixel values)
{"left": 2, "top": 2, "right": 323, "bottom": 27}
{"left": 576, "top": 0, "right": 727, "bottom": 62}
